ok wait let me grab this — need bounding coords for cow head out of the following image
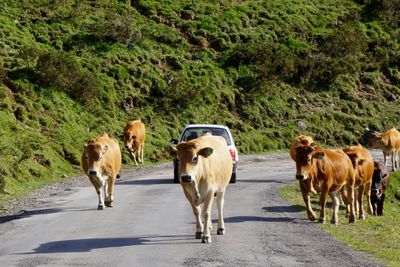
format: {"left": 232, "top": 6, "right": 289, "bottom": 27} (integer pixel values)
{"left": 344, "top": 152, "right": 366, "bottom": 169}
{"left": 371, "top": 161, "right": 389, "bottom": 199}
{"left": 294, "top": 145, "right": 324, "bottom": 181}
{"left": 368, "top": 132, "right": 384, "bottom": 149}
{"left": 124, "top": 131, "right": 138, "bottom": 151}
{"left": 83, "top": 143, "right": 108, "bottom": 177}
{"left": 174, "top": 141, "right": 213, "bottom": 183}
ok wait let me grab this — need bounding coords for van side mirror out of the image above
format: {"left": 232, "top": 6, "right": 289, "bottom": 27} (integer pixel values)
{"left": 171, "top": 139, "right": 179, "bottom": 145}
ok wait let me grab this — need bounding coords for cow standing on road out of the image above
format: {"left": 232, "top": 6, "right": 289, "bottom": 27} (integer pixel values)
{"left": 169, "top": 135, "right": 233, "bottom": 243}
{"left": 343, "top": 144, "right": 374, "bottom": 220}
{"left": 82, "top": 133, "right": 122, "bottom": 210}
{"left": 123, "top": 119, "right": 146, "bottom": 165}
{"left": 294, "top": 145, "right": 356, "bottom": 224}
{"left": 369, "top": 127, "right": 400, "bottom": 171}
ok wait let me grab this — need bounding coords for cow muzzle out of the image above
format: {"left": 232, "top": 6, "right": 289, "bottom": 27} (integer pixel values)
{"left": 371, "top": 188, "right": 380, "bottom": 195}
{"left": 180, "top": 175, "right": 193, "bottom": 183}
{"left": 295, "top": 174, "right": 306, "bottom": 180}
{"left": 88, "top": 169, "right": 99, "bottom": 176}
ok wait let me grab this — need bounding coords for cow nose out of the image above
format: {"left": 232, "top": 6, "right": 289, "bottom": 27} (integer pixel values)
{"left": 89, "top": 170, "right": 97, "bottom": 176}
{"left": 181, "top": 175, "right": 192, "bottom": 183}
{"left": 371, "top": 188, "right": 379, "bottom": 195}
{"left": 125, "top": 145, "right": 130, "bottom": 149}
{"left": 295, "top": 174, "right": 305, "bottom": 180}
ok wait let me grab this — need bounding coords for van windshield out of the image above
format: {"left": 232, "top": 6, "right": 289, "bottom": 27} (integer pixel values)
{"left": 181, "top": 127, "right": 231, "bottom": 145}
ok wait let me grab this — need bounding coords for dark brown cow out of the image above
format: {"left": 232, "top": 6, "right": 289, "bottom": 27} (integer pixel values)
{"left": 123, "top": 119, "right": 146, "bottom": 165}
{"left": 294, "top": 145, "right": 356, "bottom": 224}
{"left": 82, "top": 133, "right": 122, "bottom": 210}
{"left": 343, "top": 144, "right": 374, "bottom": 220}
{"left": 371, "top": 161, "right": 390, "bottom": 216}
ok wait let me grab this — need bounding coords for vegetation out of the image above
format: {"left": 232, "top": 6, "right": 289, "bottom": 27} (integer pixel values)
{"left": 280, "top": 171, "right": 400, "bottom": 267}
{"left": 0, "top": 0, "right": 399, "bottom": 203}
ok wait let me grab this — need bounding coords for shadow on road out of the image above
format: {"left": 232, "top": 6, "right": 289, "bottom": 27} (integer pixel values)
{"left": 118, "top": 178, "right": 173, "bottom": 185}
{"left": 220, "top": 215, "right": 295, "bottom": 223}
{"left": 238, "top": 179, "right": 287, "bottom": 184}
{"left": 263, "top": 205, "right": 305, "bottom": 213}
{"left": 0, "top": 208, "right": 63, "bottom": 224}
{"left": 23, "top": 235, "right": 195, "bottom": 254}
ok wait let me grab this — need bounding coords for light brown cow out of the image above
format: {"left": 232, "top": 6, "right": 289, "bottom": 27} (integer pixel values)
{"left": 294, "top": 145, "right": 356, "bottom": 224}
{"left": 290, "top": 135, "right": 317, "bottom": 195}
{"left": 169, "top": 135, "right": 233, "bottom": 243}
{"left": 123, "top": 119, "right": 146, "bottom": 165}
{"left": 82, "top": 133, "right": 122, "bottom": 210}
{"left": 369, "top": 127, "right": 400, "bottom": 171}
{"left": 342, "top": 144, "right": 374, "bottom": 220}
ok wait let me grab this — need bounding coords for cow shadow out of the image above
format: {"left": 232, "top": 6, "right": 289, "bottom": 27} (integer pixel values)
{"left": 22, "top": 235, "right": 195, "bottom": 254}
{"left": 238, "top": 179, "right": 287, "bottom": 184}
{"left": 118, "top": 178, "right": 172, "bottom": 185}
{"left": 0, "top": 208, "right": 63, "bottom": 224}
{"left": 217, "top": 215, "right": 296, "bottom": 223}
{"left": 263, "top": 205, "right": 305, "bottom": 213}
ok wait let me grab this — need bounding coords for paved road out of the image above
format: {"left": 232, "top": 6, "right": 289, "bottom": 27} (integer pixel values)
{"left": 0, "top": 153, "right": 383, "bottom": 266}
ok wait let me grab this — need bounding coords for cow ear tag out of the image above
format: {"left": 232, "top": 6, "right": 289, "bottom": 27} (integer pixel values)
{"left": 317, "top": 153, "right": 324, "bottom": 159}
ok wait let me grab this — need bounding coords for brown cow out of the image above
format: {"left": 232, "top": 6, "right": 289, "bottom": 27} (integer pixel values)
{"left": 169, "top": 135, "right": 232, "bottom": 243}
{"left": 82, "top": 133, "right": 122, "bottom": 210}
{"left": 290, "top": 135, "right": 317, "bottom": 195}
{"left": 369, "top": 127, "right": 400, "bottom": 171}
{"left": 123, "top": 119, "right": 146, "bottom": 165}
{"left": 294, "top": 145, "right": 356, "bottom": 224}
{"left": 371, "top": 161, "right": 390, "bottom": 216}
{"left": 342, "top": 144, "right": 374, "bottom": 220}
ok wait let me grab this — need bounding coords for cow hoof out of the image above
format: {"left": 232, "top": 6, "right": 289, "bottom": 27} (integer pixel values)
{"left": 330, "top": 219, "right": 338, "bottom": 225}
{"left": 318, "top": 218, "right": 325, "bottom": 224}
{"left": 308, "top": 216, "right": 316, "bottom": 221}
{"left": 359, "top": 214, "right": 365, "bottom": 220}
{"left": 217, "top": 228, "right": 225, "bottom": 235}
{"left": 202, "top": 237, "right": 211, "bottom": 244}
{"left": 195, "top": 232, "right": 202, "bottom": 239}
{"left": 105, "top": 201, "right": 113, "bottom": 207}
{"left": 349, "top": 218, "right": 356, "bottom": 224}
{"left": 98, "top": 205, "right": 104, "bottom": 210}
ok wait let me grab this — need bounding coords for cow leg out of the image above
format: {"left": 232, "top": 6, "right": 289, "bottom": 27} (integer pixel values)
{"left": 129, "top": 150, "right": 139, "bottom": 166}
{"left": 201, "top": 192, "right": 214, "bottom": 244}
{"left": 365, "top": 183, "right": 373, "bottom": 215}
{"left": 139, "top": 145, "right": 144, "bottom": 164}
{"left": 346, "top": 183, "right": 356, "bottom": 223}
{"left": 391, "top": 152, "right": 396, "bottom": 171}
{"left": 330, "top": 191, "right": 340, "bottom": 225}
{"left": 318, "top": 187, "right": 329, "bottom": 223}
{"left": 97, "top": 186, "right": 105, "bottom": 210}
{"left": 299, "top": 181, "right": 315, "bottom": 221}
{"left": 357, "top": 186, "right": 366, "bottom": 220}
{"left": 383, "top": 153, "right": 387, "bottom": 167}
{"left": 184, "top": 190, "right": 203, "bottom": 239}
{"left": 215, "top": 191, "right": 225, "bottom": 235}
{"left": 105, "top": 176, "right": 115, "bottom": 207}
{"left": 340, "top": 187, "right": 350, "bottom": 217}
{"left": 377, "top": 195, "right": 385, "bottom": 216}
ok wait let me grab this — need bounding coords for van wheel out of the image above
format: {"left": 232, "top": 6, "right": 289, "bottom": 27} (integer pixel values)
{"left": 174, "top": 166, "right": 179, "bottom": 183}
{"left": 229, "top": 172, "right": 236, "bottom": 183}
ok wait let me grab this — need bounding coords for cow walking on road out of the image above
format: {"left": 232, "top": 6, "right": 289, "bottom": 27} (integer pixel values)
{"left": 169, "top": 135, "right": 233, "bottom": 243}
{"left": 369, "top": 127, "right": 400, "bottom": 171}
{"left": 124, "top": 119, "right": 146, "bottom": 166}
{"left": 82, "top": 133, "right": 122, "bottom": 210}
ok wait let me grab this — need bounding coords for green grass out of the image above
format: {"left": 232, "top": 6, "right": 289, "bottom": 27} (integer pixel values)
{"left": 279, "top": 171, "right": 400, "bottom": 267}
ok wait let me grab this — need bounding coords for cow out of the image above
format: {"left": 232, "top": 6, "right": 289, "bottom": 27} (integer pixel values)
{"left": 294, "top": 145, "right": 356, "bottom": 224}
{"left": 369, "top": 127, "right": 400, "bottom": 171}
{"left": 371, "top": 161, "right": 390, "bottom": 216}
{"left": 169, "top": 135, "right": 233, "bottom": 243}
{"left": 123, "top": 119, "right": 146, "bottom": 165}
{"left": 82, "top": 133, "right": 122, "bottom": 210}
{"left": 342, "top": 144, "right": 374, "bottom": 220}
{"left": 290, "top": 135, "right": 317, "bottom": 195}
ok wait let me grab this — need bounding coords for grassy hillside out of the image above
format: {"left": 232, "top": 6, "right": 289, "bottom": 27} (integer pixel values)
{"left": 0, "top": 0, "right": 399, "bottom": 202}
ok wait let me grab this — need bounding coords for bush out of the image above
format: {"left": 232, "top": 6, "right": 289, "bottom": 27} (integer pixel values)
{"left": 35, "top": 51, "right": 101, "bottom": 102}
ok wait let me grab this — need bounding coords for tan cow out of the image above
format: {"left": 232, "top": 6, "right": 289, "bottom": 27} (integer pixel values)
{"left": 294, "top": 145, "right": 356, "bottom": 224}
{"left": 290, "top": 135, "right": 317, "bottom": 195}
{"left": 82, "top": 133, "right": 122, "bottom": 210}
{"left": 169, "top": 135, "right": 233, "bottom": 243}
{"left": 369, "top": 127, "right": 400, "bottom": 171}
{"left": 123, "top": 119, "right": 146, "bottom": 165}
{"left": 342, "top": 144, "right": 374, "bottom": 220}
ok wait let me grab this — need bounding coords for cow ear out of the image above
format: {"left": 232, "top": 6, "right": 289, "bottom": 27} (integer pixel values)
{"left": 313, "top": 152, "right": 325, "bottom": 159}
{"left": 166, "top": 145, "right": 177, "bottom": 157}
{"left": 358, "top": 159, "right": 365, "bottom": 166}
{"left": 84, "top": 143, "right": 88, "bottom": 149}
{"left": 198, "top": 147, "right": 213, "bottom": 158}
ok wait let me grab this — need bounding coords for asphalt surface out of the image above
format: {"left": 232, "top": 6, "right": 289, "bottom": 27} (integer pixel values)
{"left": 0, "top": 152, "right": 384, "bottom": 267}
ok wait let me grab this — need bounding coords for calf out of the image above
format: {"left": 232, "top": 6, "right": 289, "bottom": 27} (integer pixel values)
{"left": 371, "top": 161, "right": 390, "bottom": 216}
{"left": 123, "top": 119, "right": 146, "bottom": 165}
{"left": 343, "top": 144, "right": 374, "bottom": 220}
{"left": 82, "top": 133, "right": 122, "bottom": 210}
{"left": 369, "top": 127, "right": 400, "bottom": 171}
{"left": 294, "top": 145, "right": 356, "bottom": 224}
{"left": 169, "top": 135, "right": 232, "bottom": 243}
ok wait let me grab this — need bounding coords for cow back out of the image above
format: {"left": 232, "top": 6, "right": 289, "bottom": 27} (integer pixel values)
{"left": 343, "top": 145, "right": 374, "bottom": 186}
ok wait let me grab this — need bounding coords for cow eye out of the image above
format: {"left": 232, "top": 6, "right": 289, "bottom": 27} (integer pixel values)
{"left": 307, "top": 158, "right": 311, "bottom": 163}
{"left": 193, "top": 156, "right": 198, "bottom": 162}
